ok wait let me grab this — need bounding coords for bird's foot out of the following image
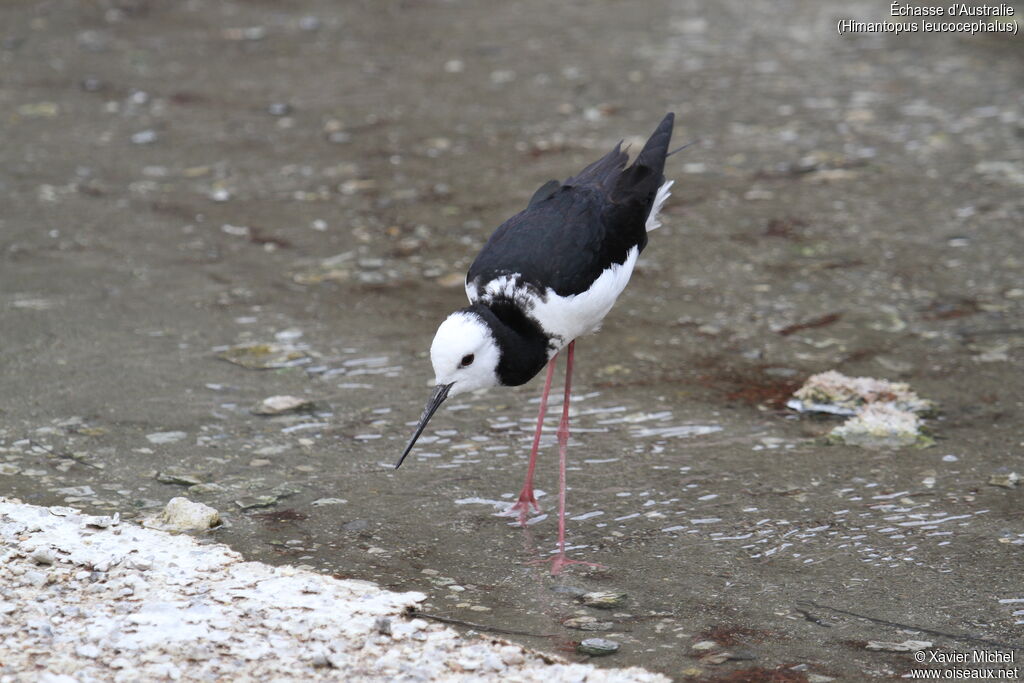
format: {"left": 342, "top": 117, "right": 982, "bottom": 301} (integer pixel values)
{"left": 503, "top": 494, "right": 542, "bottom": 526}
{"left": 528, "top": 553, "right": 606, "bottom": 576}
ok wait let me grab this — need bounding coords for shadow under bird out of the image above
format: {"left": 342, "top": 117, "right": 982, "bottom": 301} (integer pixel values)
{"left": 398, "top": 113, "right": 677, "bottom": 574}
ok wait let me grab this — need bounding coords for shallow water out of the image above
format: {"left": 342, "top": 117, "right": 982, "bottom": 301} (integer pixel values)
{"left": 2, "top": 0, "right": 1022, "bottom": 679}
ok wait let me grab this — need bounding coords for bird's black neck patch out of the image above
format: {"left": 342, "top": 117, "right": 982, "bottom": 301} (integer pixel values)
{"left": 468, "top": 300, "right": 549, "bottom": 387}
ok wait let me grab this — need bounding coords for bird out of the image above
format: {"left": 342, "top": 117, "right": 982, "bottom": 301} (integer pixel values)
{"left": 396, "top": 113, "right": 676, "bottom": 574}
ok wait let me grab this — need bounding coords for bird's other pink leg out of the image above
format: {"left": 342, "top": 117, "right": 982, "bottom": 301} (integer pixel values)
{"left": 547, "top": 341, "right": 604, "bottom": 575}
{"left": 507, "top": 352, "right": 558, "bottom": 525}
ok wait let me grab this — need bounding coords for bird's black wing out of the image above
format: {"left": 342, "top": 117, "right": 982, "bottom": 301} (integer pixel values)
{"left": 468, "top": 113, "right": 675, "bottom": 298}
{"left": 527, "top": 179, "right": 561, "bottom": 208}
{"left": 468, "top": 185, "right": 623, "bottom": 297}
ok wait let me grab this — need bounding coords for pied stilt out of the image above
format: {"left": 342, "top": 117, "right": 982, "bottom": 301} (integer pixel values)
{"left": 397, "top": 113, "right": 677, "bottom": 574}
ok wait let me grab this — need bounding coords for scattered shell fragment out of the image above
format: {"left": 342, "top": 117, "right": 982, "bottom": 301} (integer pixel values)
{"left": 252, "top": 395, "right": 315, "bottom": 416}
{"left": 155, "top": 470, "right": 206, "bottom": 486}
{"left": 310, "top": 498, "right": 347, "bottom": 506}
{"left": 146, "top": 431, "right": 188, "bottom": 445}
{"left": 865, "top": 639, "right": 932, "bottom": 652}
{"left": 988, "top": 472, "right": 1020, "bottom": 489}
{"left": 144, "top": 497, "right": 220, "bottom": 531}
{"left": 563, "top": 616, "right": 614, "bottom": 631}
{"left": 83, "top": 513, "right": 119, "bottom": 529}
{"left": 218, "top": 343, "right": 310, "bottom": 370}
{"left": 17, "top": 102, "right": 60, "bottom": 118}
{"left": 578, "top": 638, "right": 620, "bottom": 656}
{"left": 577, "top": 591, "right": 627, "bottom": 609}
{"left": 235, "top": 495, "right": 279, "bottom": 510}
{"left": 701, "top": 649, "right": 757, "bottom": 664}
{"left": 188, "top": 482, "right": 226, "bottom": 495}
{"left": 130, "top": 130, "right": 157, "bottom": 145}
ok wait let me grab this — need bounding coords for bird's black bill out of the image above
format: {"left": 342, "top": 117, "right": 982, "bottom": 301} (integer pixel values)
{"left": 394, "top": 383, "right": 453, "bottom": 469}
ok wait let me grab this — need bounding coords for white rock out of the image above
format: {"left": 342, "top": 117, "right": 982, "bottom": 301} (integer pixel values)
{"left": 75, "top": 643, "right": 101, "bottom": 658}
{"left": 31, "top": 546, "right": 56, "bottom": 565}
{"left": 499, "top": 644, "right": 525, "bottom": 665}
{"left": 146, "top": 431, "right": 188, "bottom": 445}
{"left": 251, "top": 395, "right": 314, "bottom": 416}
{"left": 144, "top": 497, "right": 220, "bottom": 531}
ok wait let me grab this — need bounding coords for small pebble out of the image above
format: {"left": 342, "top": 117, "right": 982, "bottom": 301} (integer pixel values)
{"left": 31, "top": 547, "right": 56, "bottom": 565}
{"left": 298, "top": 16, "right": 321, "bottom": 31}
{"left": 131, "top": 130, "right": 157, "bottom": 145}
{"left": 146, "top": 431, "right": 187, "bottom": 445}
{"left": 131, "top": 557, "right": 153, "bottom": 571}
{"left": 578, "top": 638, "right": 620, "bottom": 656}
{"left": 24, "top": 570, "right": 49, "bottom": 588}
{"left": 577, "top": 590, "right": 627, "bottom": 609}
{"left": 235, "top": 496, "right": 278, "bottom": 510}
{"left": 76, "top": 643, "right": 101, "bottom": 659}
{"left": 988, "top": 472, "right": 1020, "bottom": 489}
{"left": 563, "top": 616, "right": 614, "bottom": 631}
{"left": 252, "top": 395, "right": 314, "bottom": 416}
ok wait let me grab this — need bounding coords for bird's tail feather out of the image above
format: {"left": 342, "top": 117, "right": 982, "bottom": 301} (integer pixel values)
{"left": 645, "top": 180, "right": 674, "bottom": 232}
{"left": 566, "top": 142, "right": 628, "bottom": 188}
{"left": 630, "top": 112, "right": 674, "bottom": 181}
{"left": 609, "top": 112, "right": 674, "bottom": 210}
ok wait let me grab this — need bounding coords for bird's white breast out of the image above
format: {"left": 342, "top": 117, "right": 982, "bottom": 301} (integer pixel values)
{"left": 533, "top": 246, "right": 639, "bottom": 348}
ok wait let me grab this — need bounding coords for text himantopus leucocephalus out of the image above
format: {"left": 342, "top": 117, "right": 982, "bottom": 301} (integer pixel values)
{"left": 397, "top": 113, "right": 677, "bottom": 574}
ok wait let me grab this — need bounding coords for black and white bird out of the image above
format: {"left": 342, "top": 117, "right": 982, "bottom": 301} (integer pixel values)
{"left": 397, "top": 113, "right": 676, "bottom": 573}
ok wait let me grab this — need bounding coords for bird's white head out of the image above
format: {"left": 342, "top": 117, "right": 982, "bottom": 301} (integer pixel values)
{"left": 395, "top": 309, "right": 501, "bottom": 469}
{"left": 429, "top": 310, "right": 501, "bottom": 397}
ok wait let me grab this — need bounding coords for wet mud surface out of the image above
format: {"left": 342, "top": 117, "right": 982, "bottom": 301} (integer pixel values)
{"left": 2, "top": 0, "right": 1022, "bottom": 679}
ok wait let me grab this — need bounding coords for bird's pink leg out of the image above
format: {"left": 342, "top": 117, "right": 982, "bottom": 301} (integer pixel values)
{"left": 507, "top": 353, "right": 558, "bottom": 524}
{"left": 545, "top": 341, "right": 604, "bottom": 575}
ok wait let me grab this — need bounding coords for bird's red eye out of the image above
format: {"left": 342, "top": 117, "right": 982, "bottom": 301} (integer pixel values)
{"left": 460, "top": 354, "right": 475, "bottom": 367}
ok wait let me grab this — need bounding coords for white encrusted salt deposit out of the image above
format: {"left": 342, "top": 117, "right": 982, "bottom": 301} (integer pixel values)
{"left": 826, "top": 403, "right": 925, "bottom": 449}
{"left": 0, "top": 499, "right": 667, "bottom": 682}
{"left": 789, "top": 371, "right": 934, "bottom": 449}
{"left": 787, "top": 370, "right": 933, "bottom": 416}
